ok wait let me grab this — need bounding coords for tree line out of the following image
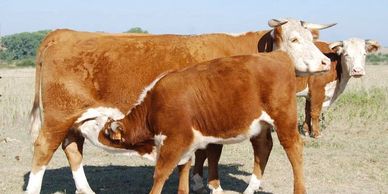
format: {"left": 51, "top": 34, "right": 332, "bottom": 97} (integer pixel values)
{"left": 0, "top": 27, "right": 148, "bottom": 68}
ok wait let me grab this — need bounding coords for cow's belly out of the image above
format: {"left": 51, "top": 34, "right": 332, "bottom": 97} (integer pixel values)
{"left": 176, "top": 111, "right": 274, "bottom": 165}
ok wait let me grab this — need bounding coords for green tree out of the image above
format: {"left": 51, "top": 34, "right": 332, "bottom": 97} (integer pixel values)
{"left": 124, "top": 27, "right": 148, "bottom": 34}
{"left": 0, "top": 30, "right": 50, "bottom": 62}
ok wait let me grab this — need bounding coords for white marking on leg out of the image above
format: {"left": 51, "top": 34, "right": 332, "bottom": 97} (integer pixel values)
{"left": 243, "top": 174, "right": 261, "bottom": 194}
{"left": 72, "top": 164, "right": 95, "bottom": 194}
{"left": 25, "top": 166, "right": 46, "bottom": 194}
{"left": 208, "top": 184, "right": 223, "bottom": 194}
{"left": 191, "top": 173, "right": 206, "bottom": 192}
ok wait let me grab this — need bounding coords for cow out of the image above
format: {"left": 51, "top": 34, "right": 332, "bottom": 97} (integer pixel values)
{"left": 191, "top": 38, "right": 380, "bottom": 193}
{"left": 26, "top": 18, "right": 333, "bottom": 194}
{"left": 298, "top": 38, "right": 380, "bottom": 138}
{"left": 73, "top": 48, "right": 330, "bottom": 194}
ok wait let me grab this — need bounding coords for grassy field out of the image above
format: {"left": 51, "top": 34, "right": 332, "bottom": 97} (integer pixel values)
{"left": 0, "top": 65, "right": 387, "bottom": 194}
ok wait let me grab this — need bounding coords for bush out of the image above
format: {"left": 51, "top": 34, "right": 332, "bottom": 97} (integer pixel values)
{"left": 367, "top": 53, "right": 388, "bottom": 64}
{"left": 15, "top": 58, "right": 35, "bottom": 67}
{"left": 0, "top": 30, "right": 50, "bottom": 62}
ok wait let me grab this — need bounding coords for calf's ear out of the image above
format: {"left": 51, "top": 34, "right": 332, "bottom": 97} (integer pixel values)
{"left": 329, "top": 41, "right": 344, "bottom": 55}
{"left": 365, "top": 39, "right": 380, "bottom": 53}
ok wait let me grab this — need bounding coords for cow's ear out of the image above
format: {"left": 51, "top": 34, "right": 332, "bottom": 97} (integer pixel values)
{"left": 329, "top": 41, "right": 344, "bottom": 55}
{"left": 365, "top": 39, "right": 380, "bottom": 53}
{"left": 109, "top": 121, "right": 123, "bottom": 141}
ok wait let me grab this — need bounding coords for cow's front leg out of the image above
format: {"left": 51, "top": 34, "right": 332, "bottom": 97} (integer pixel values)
{"left": 149, "top": 133, "right": 193, "bottom": 194}
{"left": 302, "top": 99, "right": 312, "bottom": 136}
{"left": 178, "top": 159, "right": 192, "bottom": 194}
{"left": 310, "top": 90, "right": 325, "bottom": 138}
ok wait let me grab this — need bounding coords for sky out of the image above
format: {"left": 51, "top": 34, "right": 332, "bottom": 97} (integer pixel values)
{"left": 0, "top": 0, "right": 387, "bottom": 46}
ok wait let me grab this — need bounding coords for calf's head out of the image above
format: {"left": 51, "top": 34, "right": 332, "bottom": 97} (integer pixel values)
{"left": 103, "top": 118, "right": 125, "bottom": 143}
{"left": 329, "top": 38, "right": 380, "bottom": 78}
{"left": 269, "top": 18, "right": 333, "bottom": 75}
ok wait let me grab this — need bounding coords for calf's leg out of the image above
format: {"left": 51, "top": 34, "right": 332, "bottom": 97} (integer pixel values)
{"left": 244, "top": 125, "right": 273, "bottom": 194}
{"left": 206, "top": 144, "right": 223, "bottom": 193}
{"left": 178, "top": 159, "right": 192, "bottom": 194}
{"left": 276, "top": 117, "right": 306, "bottom": 194}
{"left": 149, "top": 133, "right": 192, "bottom": 194}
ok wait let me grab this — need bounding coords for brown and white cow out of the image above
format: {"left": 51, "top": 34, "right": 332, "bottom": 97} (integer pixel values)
{"left": 26, "top": 18, "right": 332, "bottom": 194}
{"left": 73, "top": 47, "right": 329, "bottom": 194}
{"left": 191, "top": 38, "right": 380, "bottom": 193}
{"left": 298, "top": 38, "right": 380, "bottom": 137}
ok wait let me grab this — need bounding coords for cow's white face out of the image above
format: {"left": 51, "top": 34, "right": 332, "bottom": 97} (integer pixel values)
{"left": 329, "top": 38, "right": 380, "bottom": 78}
{"left": 270, "top": 19, "right": 331, "bottom": 76}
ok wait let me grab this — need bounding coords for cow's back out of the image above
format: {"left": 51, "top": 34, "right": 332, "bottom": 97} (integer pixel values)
{"left": 38, "top": 30, "right": 266, "bottom": 118}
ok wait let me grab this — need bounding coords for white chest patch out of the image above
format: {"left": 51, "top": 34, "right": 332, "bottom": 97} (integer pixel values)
{"left": 176, "top": 111, "right": 274, "bottom": 165}
{"left": 75, "top": 107, "right": 157, "bottom": 161}
{"left": 322, "top": 80, "right": 337, "bottom": 108}
{"left": 296, "top": 86, "right": 309, "bottom": 97}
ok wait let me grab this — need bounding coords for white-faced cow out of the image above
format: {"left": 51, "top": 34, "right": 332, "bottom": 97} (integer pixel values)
{"left": 26, "top": 18, "right": 333, "bottom": 194}
{"left": 297, "top": 38, "right": 380, "bottom": 137}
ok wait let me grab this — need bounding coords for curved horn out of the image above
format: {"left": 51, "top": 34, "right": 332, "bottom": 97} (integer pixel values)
{"left": 329, "top": 41, "right": 344, "bottom": 54}
{"left": 301, "top": 21, "right": 337, "bottom": 30}
{"left": 268, "top": 19, "right": 288, "bottom": 27}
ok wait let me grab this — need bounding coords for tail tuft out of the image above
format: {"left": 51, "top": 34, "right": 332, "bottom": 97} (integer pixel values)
{"left": 29, "top": 101, "right": 41, "bottom": 145}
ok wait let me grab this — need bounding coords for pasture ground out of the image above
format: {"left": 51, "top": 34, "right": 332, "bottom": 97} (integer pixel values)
{"left": 0, "top": 65, "right": 387, "bottom": 194}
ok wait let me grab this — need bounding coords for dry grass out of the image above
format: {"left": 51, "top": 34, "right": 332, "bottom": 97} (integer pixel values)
{"left": 0, "top": 65, "right": 387, "bottom": 194}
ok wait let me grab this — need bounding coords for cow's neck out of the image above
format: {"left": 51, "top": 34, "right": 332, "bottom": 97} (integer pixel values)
{"left": 329, "top": 58, "right": 351, "bottom": 106}
{"left": 234, "top": 30, "right": 273, "bottom": 53}
{"left": 120, "top": 97, "right": 153, "bottom": 146}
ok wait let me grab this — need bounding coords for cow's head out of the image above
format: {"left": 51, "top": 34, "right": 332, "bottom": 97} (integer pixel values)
{"left": 269, "top": 18, "right": 332, "bottom": 76}
{"left": 329, "top": 38, "right": 380, "bottom": 78}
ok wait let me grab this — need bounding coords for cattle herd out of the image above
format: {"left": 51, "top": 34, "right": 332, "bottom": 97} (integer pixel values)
{"left": 24, "top": 18, "right": 380, "bottom": 194}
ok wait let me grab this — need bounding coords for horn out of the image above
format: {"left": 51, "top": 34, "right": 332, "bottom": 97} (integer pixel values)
{"left": 268, "top": 19, "right": 288, "bottom": 27}
{"left": 301, "top": 21, "right": 337, "bottom": 30}
{"left": 329, "top": 41, "right": 343, "bottom": 50}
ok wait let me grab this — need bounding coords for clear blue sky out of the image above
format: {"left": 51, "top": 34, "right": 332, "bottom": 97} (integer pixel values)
{"left": 0, "top": 0, "right": 387, "bottom": 46}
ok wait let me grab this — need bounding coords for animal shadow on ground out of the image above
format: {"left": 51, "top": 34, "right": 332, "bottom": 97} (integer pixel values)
{"left": 23, "top": 164, "right": 273, "bottom": 193}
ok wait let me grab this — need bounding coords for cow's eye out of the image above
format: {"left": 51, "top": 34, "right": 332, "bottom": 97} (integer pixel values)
{"left": 291, "top": 38, "right": 299, "bottom": 43}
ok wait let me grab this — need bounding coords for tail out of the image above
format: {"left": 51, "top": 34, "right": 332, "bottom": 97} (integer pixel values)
{"left": 29, "top": 57, "right": 42, "bottom": 144}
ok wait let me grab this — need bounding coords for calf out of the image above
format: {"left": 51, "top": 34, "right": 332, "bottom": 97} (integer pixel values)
{"left": 298, "top": 38, "right": 380, "bottom": 137}
{"left": 192, "top": 38, "right": 380, "bottom": 193}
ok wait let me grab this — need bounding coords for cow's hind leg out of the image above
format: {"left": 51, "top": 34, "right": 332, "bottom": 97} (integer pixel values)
{"left": 62, "top": 130, "right": 95, "bottom": 194}
{"left": 244, "top": 125, "right": 273, "bottom": 194}
{"left": 26, "top": 124, "right": 68, "bottom": 194}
